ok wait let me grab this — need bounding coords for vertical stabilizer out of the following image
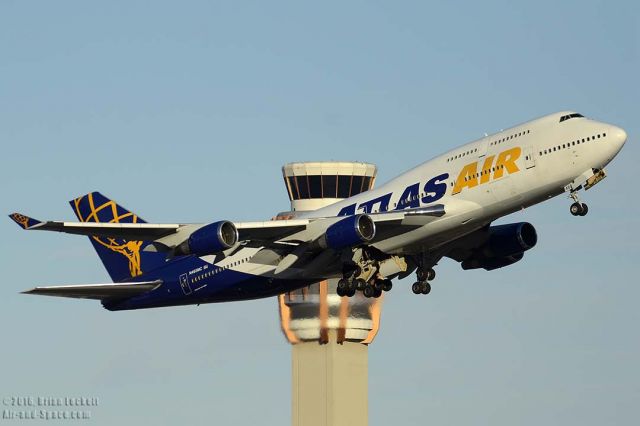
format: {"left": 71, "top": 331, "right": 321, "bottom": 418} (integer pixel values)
{"left": 69, "top": 192, "right": 166, "bottom": 282}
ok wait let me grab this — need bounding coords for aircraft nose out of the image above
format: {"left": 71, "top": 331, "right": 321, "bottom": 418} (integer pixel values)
{"left": 611, "top": 125, "right": 627, "bottom": 147}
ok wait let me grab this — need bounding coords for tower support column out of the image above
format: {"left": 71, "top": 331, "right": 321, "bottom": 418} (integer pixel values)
{"left": 292, "top": 335, "right": 368, "bottom": 426}
{"left": 277, "top": 162, "right": 381, "bottom": 426}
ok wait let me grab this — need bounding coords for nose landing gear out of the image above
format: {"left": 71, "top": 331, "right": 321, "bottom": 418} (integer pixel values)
{"left": 569, "top": 192, "right": 588, "bottom": 217}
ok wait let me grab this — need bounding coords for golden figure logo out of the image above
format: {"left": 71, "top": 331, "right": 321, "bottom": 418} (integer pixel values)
{"left": 72, "top": 193, "right": 143, "bottom": 277}
{"left": 10, "top": 213, "right": 31, "bottom": 229}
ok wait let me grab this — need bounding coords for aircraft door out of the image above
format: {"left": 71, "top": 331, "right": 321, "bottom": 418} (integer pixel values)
{"left": 477, "top": 137, "right": 489, "bottom": 157}
{"left": 179, "top": 273, "right": 192, "bottom": 295}
{"left": 523, "top": 146, "right": 536, "bottom": 169}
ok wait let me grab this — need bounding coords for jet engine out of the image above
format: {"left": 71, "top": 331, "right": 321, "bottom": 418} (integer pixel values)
{"left": 318, "top": 214, "right": 376, "bottom": 250}
{"left": 462, "top": 252, "right": 524, "bottom": 271}
{"left": 175, "top": 221, "right": 239, "bottom": 256}
{"left": 461, "top": 222, "right": 537, "bottom": 271}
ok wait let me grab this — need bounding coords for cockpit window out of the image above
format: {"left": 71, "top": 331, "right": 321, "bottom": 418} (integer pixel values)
{"left": 559, "top": 113, "right": 585, "bottom": 123}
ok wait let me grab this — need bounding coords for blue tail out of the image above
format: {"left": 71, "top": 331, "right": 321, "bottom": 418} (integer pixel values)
{"left": 69, "top": 192, "right": 166, "bottom": 282}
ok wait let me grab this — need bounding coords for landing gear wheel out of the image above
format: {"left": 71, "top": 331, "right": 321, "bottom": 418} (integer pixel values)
{"left": 337, "top": 279, "right": 349, "bottom": 292}
{"left": 416, "top": 268, "right": 429, "bottom": 282}
{"left": 382, "top": 279, "right": 393, "bottom": 292}
{"left": 363, "top": 286, "right": 376, "bottom": 298}
{"left": 421, "top": 282, "right": 431, "bottom": 295}
{"left": 373, "top": 279, "right": 384, "bottom": 291}
{"left": 337, "top": 287, "right": 345, "bottom": 297}
{"left": 374, "top": 288, "right": 383, "bottom": 298}
{"left": 570, "top": 202, "right": 582, "bottom": 216}
{"left": 579, "top": 203, "right": 589, "bottom": 216}
{"left": 355, "top": 278, "right": 367, "bottom": 291}
{"left": 412, "top": 282, "right": 423, "bottom": 295}
{"left": 346, "top": 288, "right": 356, "bottom": 297}
{"left": 426, "top": 268, "right": 436, "bottom": 281}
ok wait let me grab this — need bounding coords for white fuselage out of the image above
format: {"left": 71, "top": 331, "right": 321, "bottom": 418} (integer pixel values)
{"left": 298, "top": 111, "right": 627, "bottom": 254}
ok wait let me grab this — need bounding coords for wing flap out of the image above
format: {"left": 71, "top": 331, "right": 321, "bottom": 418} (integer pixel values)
{"left": 22, "top": 280, "right": 162, "bottom": 300}
{"left": 369, "top": 204, "right": 446, "bottom": 242}
{"left": 236, "top": 220, "right": 309, "bottom": 241}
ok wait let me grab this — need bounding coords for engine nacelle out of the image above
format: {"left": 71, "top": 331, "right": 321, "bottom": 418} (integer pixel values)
{"left": 484, "top": 222, "right": 537, "bottom": 258}
{"left": 319, "top": 214, "right": 376, "bottom": 250}
{"left": 462, "top": 252, "right": 524, "bottom": 271}
{"left": 460, "top": 222, "right": 537, "bottom": 271}
{"left": 176, "top": 221, "right": 238, "bottom": 256}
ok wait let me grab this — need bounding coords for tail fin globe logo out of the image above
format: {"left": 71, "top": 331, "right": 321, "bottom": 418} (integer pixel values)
{"left": 71, "top": 192, "right": 144, "bottom": 278}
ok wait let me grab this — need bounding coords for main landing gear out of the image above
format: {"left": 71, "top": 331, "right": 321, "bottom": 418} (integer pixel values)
{"left": 336, "top": 276, "right": 391, "bottom": 298}
{"left": 336, "top": 264, "right": 392, "bottom": 299}
{"left": 412, "top": 267, "right": 435, "bottom": 295}
{"left": 569, "top": 192, "right": 588, "bottom": 217}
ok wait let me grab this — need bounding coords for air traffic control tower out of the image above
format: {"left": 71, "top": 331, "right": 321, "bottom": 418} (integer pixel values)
{"left": 277, "top": 162, "right": 381, "bottom": 426}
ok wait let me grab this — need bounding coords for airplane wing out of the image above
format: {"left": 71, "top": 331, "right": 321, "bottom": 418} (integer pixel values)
{"left": 9, "top": 213, "right": 180, "bottom": 240}
{"left": 228, "top": 204, "right": 445, "bottom": 247}
{"left": 10, "top": 204, "right": 446, "bottom": 252}
{"left": 22, "top": 280, "right": 162, "bottom": 300}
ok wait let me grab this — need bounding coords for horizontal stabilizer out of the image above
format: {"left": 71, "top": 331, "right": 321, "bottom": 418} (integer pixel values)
{"left": 22, "top": 280, "right": 162, "bottom": 300}
{"left": 9, "top": 213, "right": 41, "bottom": 229}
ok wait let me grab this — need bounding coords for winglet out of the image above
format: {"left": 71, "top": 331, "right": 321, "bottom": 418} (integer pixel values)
{"left": 8, "top": 213, "right": 42, "bottom": 230}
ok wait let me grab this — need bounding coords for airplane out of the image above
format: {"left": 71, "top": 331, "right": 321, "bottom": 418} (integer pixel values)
{"left": 9, "top": 111, "right": 627, "bottom": 310}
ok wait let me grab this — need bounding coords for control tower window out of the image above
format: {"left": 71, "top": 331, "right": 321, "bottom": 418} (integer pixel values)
{"left": 362, "top": 176, "right": 372, "bottom": 192}
{"left": 337, "top": 176, "right": 351, "bottom": 198}
{"left": 308, "top": 175, "right": 322, "bottom": 198}
{"left": 287, "top": 174, "right": 374, "bottom": 200}
{"left": 351, "top": 176, "right": 364, "bottom": 196}
{"left": 286, "top": 176, "right": 298, "bottom": 200}
{"left": 322, "top": 175, "right": 337, "bottom": 198}
{"left": 295, "top": 176, "right": 310, "bottom": 199}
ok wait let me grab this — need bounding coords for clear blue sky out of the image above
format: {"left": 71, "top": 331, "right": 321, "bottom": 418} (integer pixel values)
{"left": 1, "top": 1, "right": 638, "bottom": 425}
